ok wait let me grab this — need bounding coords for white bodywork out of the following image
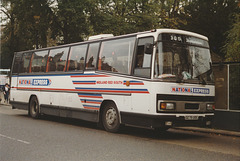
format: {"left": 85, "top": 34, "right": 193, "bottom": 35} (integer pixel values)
{"left": 10, "top": 29, "right": 214, "bottom": 126}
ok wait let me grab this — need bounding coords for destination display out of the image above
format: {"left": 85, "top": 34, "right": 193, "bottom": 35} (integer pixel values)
{"left": 159, "top": 33, "right": 209, "bottom": 48}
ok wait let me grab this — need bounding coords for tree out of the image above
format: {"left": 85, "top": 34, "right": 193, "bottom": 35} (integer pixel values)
{"left": 182, "top": 0, "right": 239, "bottom": 59}
{"left": 0, "top": 0, "right": 53, "bottom": 68}
{"left": 51, "top": 0, "right": 90, "bottom": 44}
{"left": 86, "top": 0, "right": 187, "bottom": 36}
{"left": 4, "top": 0, "right": 237, "bottom": 69}
{"left": 223, "top": 13, "right": 240, "bottom": 62}
{"left": 1, "top": 0, "right": 19, "bottom": 68}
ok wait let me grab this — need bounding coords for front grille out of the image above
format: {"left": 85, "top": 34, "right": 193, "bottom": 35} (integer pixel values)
{"left": 157, "top": 94, "right": 214, "bottom": 102}
{"left": 185, "top": 103, "right": 199, "bottom": 110}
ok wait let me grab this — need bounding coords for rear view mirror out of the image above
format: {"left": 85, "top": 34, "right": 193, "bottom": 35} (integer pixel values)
{"left": 144, "top": 43, "right": 153, "bottom": 54}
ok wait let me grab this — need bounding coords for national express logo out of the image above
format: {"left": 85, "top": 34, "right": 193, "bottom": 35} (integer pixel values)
{"left": 171, "top": 87, "right": 210, "bottom": 94}
{"left": 19, "top": 79, "right": 52, "bottom": 86}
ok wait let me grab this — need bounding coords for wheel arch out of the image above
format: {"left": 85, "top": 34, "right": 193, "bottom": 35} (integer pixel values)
{"left": 99, "top": 100, "right": 122, "bottom": 124}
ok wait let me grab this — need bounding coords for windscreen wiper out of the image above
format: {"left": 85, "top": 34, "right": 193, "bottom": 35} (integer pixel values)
{"left": 198, "top": 74, "right": 206, "bottom": 85}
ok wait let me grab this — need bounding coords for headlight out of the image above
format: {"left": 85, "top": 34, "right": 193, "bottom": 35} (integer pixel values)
{"left": 158, "top": 101, "right": 175, "bottom": 111}
{"left": 206, "top": 103, "right": 215, "bottom": 111}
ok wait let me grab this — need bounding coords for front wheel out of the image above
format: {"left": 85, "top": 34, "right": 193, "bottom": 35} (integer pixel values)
{"left": 102, "top": 102, "right": 120, "bottom": 133}
{"left": 29, "top": 96, "right": 40, "bottom": 119}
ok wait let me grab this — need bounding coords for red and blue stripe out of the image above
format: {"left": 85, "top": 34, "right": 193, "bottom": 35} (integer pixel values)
{"left": 75, "top": 87, "right": 149, "bottom": 94}
{"left": 73, "top": 81, "right": 96, "bottom": 85}
{"left": 78, "top": 93, "right": 103, "bottom": 98}
{"left": 123, "top": 80, "right": 144, "bottom": 85}
{"left": 82, "top": 104, "right": 100, "bottom": 110}
{"left": 81, "top": 99, "right": 102, "bottom": 104}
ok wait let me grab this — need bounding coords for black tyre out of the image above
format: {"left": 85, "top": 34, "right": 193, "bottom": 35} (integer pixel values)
{"left": 29, "top": 96, "right": 40, "bottom": 119}
{"left": 102, "top": 102, "right": 120, "bottom": 133}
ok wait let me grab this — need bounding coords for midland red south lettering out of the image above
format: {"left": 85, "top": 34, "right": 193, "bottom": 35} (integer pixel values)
{"left": 96, "top": 81, "right": 123, "bottom": 84}
{"left": 96, "top": 81, "right": 107, "bottom": 84}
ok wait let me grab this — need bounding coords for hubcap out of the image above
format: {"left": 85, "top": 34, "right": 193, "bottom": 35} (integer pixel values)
{"left": 106, "top": 108, "right": 117, "bottom": 126}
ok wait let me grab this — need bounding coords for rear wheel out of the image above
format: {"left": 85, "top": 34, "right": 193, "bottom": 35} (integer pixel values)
{"left": 102, "top": 102, "right": 120, "bottom": 133}
{"left": 29, "top": 96, "right": 40, "bottom": 119}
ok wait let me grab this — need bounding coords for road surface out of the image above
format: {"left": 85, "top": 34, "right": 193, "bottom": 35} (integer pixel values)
{"left": 0, "top": 105, "right": 239, "bottom": 161}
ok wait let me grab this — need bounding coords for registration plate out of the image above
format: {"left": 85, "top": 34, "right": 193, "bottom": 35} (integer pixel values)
{"left": 184, "top": 116, "right": 199, "bottom": 120}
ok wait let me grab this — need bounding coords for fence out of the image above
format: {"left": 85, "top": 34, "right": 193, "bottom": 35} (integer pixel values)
{"left": 212, "top": 62, "right": 240, "bottom": 131}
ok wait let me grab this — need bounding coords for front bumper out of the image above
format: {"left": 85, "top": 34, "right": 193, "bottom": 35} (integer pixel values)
{"left": 121, "top": 112, "right": 214, "bottom": 128}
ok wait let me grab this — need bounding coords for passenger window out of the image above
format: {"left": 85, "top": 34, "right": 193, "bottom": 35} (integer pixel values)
{"left": 67, "top": 44, "right": 87, "bottom": 71}
{"left": 31, "top": 50, "right": 49, "bottom": 72}
{"left": 85, "top": 42, "right": 100, "bottom": 69}
{"left": 98, "top": 37, "right": 135, "bottom": 74}
{"left": 12, "top": 53, "right": 23, "bottom": 74}
{"left": 134, "top": 37, "right": 154, "bottom": 78}
{"left": 22, "top": 52, "right": 33, "bottom": 73}
{"left": 47, "top": 47, "right": 69, "bottom": 72}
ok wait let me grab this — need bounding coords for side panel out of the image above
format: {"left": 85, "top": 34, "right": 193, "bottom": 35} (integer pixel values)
{"left": 11, "top": 72, "right": 215, "bottom": 128}
{"left": 10, "top": 72, "right": 152, "bottom": 123}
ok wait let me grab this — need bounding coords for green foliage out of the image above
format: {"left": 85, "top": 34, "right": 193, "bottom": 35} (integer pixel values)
{"left": 1, "top": 0, "right": 53, "bottom": 68}
{"left": 0, "top": 0, "right": 239, "bottom": 69}
{"left": 182, "top": 0, "right": 239, "bottom": 59}
{"left": 86, "top": 0, "right": 187, "bottom": 36}
{"left": 224, "top": 14, "right": 240, "bottom": 62}
{"left": 51, "top": 0, "right": 89, "bottom": 44}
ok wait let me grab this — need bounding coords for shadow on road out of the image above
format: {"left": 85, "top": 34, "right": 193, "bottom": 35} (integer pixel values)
{"left": 18, "top": 113, "right": 207, "bottom": 141}
{"left": 119, "top": 126, "right": 206, "bottom": 141}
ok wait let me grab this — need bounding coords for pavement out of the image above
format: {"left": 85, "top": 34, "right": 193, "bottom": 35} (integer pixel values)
{"left": 175, "top": 127, "right": 240, "bottom": 137}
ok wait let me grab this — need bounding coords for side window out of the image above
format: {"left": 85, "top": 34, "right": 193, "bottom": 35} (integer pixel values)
{"left": 67, "top": 44, "right": 87, "bottom": 71}
{"left": 31, "top": 50, "right": 49, "bottom": 72}
{"left": 98, "top": 37, "right": 135, "bottom": 74}
{"left": 22, "top": 52, "right": 33, "bottom": 73}
{"left": 85, "top": 42, "right": 100, "bottom": 69}
{"left": 133, "top": 37, "right": 154, "bottom": 78}
{"left": 47, "top": 47, "right": 69, "bottom": 72}
{"left": 12, "top": 53, "right": 23, "bottom": 74}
